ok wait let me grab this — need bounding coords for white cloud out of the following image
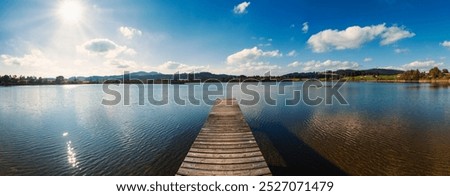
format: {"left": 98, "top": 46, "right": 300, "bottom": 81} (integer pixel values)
{"left": 226, "top": 61, "right": 281, "bottom": 76}
{"left": 226, "top": 47, "right": 282, "bottom": 75}
{"left": 287, "top": 61, "right": 301, "bottom": 67}
{"left": 158, "top": 61, "right": 209, "bottom": 73}
{"left": 119, "top": 26, "right": 142, "bottom": 39}
{"left": 0, "top": 48, "right": 143, "bottom": 77}
{"left": 256, "top": 37, "right": 272, "bottom": 47}
{"left": 402, "top": 60, "right": 443, "bottom": 71}
{"left": 376, "top": 66, "right": 403, "bottom": 70}
{"left": 380, "top": 26, "right": 415, "bottom": 45}
{"left": 287, "top": 50, "right": 297, "bottom": 57}
{"left": 308, "top": 24, "right": 385, "bottom": 53}
{"left": 123, "top": 48, "right": 137, "bottom": 56}
{"left": 1, "top": 49, "right": 52, "bottom": 67}
{"left": 440, "top": 41, "right": 450, "bottom": 48}
{"left": 0, "top": 49, "right": 89, "bottom": 77}
{"left": 105, "top": 59, "right": 138, "bottom": 69}
{"left": 262, "top": 50, "right": 282, "bottom": 57}
{"left": 233, "top": 2, "right": 250, "bottom": 14}
{"left": 364, "top": 57, "right": 373, "bottom": 62}
{"left": 307, "top": 24, "right": 415, "bottom": 53}
{"left": 258, "top": 43, "right": 271, "bottom": 47}
{"left": 394, "top": 48, "right": 409, "bottom": 54}
{"left": 302, "top": 22, "right": 309, "bottom": 33}
{"left": 226, "top": 47, "right": 281, "bottom": 65}
{"left": 77, "top": 38, "right": 135, "bottom": 58}
{"left": 288, "top": 60, "right": 360, "bottom": 72}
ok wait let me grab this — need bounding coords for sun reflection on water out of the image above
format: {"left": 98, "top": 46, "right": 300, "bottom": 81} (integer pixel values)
{"left": 66, "top": 141, "right": 78, "bottom": 168}
{"left": 63, "top": 131, "right": 78, "bottom": 168}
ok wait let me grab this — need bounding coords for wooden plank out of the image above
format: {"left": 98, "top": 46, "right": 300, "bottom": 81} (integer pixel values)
{"left": 194, "top": 137, "right": 256, "bottom": 142}
{"left": 191, "top": 143, "right": 259, "bottom": 149}
{"left": 186, "top": 151, "right": 263, "bottom": 159}
{"left": 192, "top": 141, "right": 257, "bottom": 145}
{"left": 198, "top": 132, "right": 254, "bottom": 137}
{"left": 196, "top": 133, "right": 254, "bottom": 137}
{"left": 176, "top": 98, "right": 271, "bottom": 176}
{"left": 177, "top": 167, "right": 272, "bottom": 176}
{"left": 183, "top": 156, "right": 266, "bottom": 164}
{"left": 188, "top": 147, "right": 261, "bottom": 154}
{"left": 180, "top": 162, "right": 269, "bottom": 171}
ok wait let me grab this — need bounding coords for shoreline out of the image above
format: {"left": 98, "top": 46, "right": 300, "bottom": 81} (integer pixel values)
{"left": 344, "top": 79, "right": 450, "bottom": 84}
{"left": 1, "top": 78, "right": 450, "bottom": 87}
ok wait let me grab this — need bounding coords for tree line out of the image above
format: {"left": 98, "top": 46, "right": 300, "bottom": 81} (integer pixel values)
{"left": 0, "top": 75, "right": 68, "bottom": 85}
{"left": 1, "top": 67, "right": 449, "bottom": 86}
{"left": 399, "top": 67, "right": 449, "bottom": 80}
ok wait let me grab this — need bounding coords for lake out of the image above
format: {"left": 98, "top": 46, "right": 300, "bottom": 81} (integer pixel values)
{"left": 0, "top": 82, "right": 449, "bottom": 175}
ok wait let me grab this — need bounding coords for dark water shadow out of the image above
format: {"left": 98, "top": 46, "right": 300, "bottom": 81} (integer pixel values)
{"left": 159, "top": 126, "right": 202, "bottom": 176}
{"left": 405, "top": 83, "right": 449, "bottom": 90}
{"left": 253, "top": 122, "right": 347, "bottom": 176}
{"left": 137, "top": 126, "right": 200, "bottom": 176}
{"left": 429, "top": 83, "right": 449, "bottom": 89}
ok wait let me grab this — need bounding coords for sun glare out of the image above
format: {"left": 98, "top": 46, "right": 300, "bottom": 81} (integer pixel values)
{"left": 58, "top": 0, "right": 84, "bottom": 23}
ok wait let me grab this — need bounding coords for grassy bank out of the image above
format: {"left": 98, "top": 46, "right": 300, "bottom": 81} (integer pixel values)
{"left": 343, "top": 75, "right": 397, "bottom": 81}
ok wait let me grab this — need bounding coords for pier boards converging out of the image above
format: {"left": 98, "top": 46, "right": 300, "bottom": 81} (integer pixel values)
{"left": 177, "top": 98, "right": 272, "bottom": 176}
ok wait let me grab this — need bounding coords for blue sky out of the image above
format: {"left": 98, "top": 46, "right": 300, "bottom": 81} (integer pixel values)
{"left": 1, "top": 0, "right": 449, "bottom": 77}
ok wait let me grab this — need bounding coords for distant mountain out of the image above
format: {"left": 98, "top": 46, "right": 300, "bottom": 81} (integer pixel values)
{"left": 130, "top": 71, "right": 161, "bottom": 77}
{"left": 83, "top": 71, "right": 238, "bottom": 82}
{"left": 0, "top": 68, "right": 409, "bottom": 86}
{"left": 334, "top": 69, "right": 404, "bottom": 76}
{"left": 80, "top": 68, "right": 405, "bottom": 82}
{"left": 282, "top": 72, "right": 321, "bottom": 79}
{"left": 282, "top": 69, "right": 403, "bottom": 78}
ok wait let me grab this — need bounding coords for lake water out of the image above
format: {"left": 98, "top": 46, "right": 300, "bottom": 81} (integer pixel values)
{"left": 0, "top": 82, "right": 449, "bottom": 175}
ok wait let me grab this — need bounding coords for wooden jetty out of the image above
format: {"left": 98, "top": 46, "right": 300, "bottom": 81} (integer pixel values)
{"left": 177, "top": 98, "right": 271, "bottom": 176}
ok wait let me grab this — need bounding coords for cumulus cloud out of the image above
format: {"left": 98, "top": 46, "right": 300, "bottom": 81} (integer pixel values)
{"left": 394, "top": 48, "right": 409, "bottom": 54}
{"left": 288, "top": 60, "right": 360, "bottom": 72}
{"left": 226, "top": 47, "right": 281, "bottom": 65}
{"left": 287, "top": 61, "right": 301, "bottom": 68}
{"left": 380, "top": 26, "right": 415, "bottom": 45}
{"left": 364, "top": 57, "right": 373, "bottom": 62}
{"left": 105, "top": 59, "right": 138, "bottom": 69}
{"left": 77, "top": 38, "right": 136, "bottom": 58}
{"left": 226, "top": 61, "right": 281, "bottom": 76}
{"left": 440, "top": 41, "right": 450, "bottom": 48}
{"left": 1, "top": 49, "right": 52, "bottom": 67}
{"left": 302, "top": 22, "right": 309, "bottom": 33}
{"left": 376, "top": 66, "right": 403, "bottom": 70}
{"left": 240, "top": 62, "right": 279, "bottom": 71}
{"left": 119, "top": 26, "right": 142, "bottom": 39}
{"left": 233, "top": 2, "right": 250, "bottom": 14}
{"left": 287, "top": 50, "right": 297, "bottom": 57}
{"left": 402, "top": 60, "right": 443, "bottom": 70}
{"left": 308, "top": 24, "right": 385, "bottom": 52}
{"left": 226, "top": 47, "right": 282, "bottom": 75}
{"left": 158, "top": 61, "right": 209, "bottom": 73}
{"left": 307, "top": 24, "right": 415, "bottom": 53}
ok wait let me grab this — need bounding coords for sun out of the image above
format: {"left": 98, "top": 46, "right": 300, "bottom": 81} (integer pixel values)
{"left": 58, "top": 0, "right": 84, "bottom": 23}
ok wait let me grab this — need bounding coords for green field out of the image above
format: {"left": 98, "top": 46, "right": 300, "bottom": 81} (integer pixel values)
{"left": 343, "top": 75, "right": 398, "bottom": 81}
